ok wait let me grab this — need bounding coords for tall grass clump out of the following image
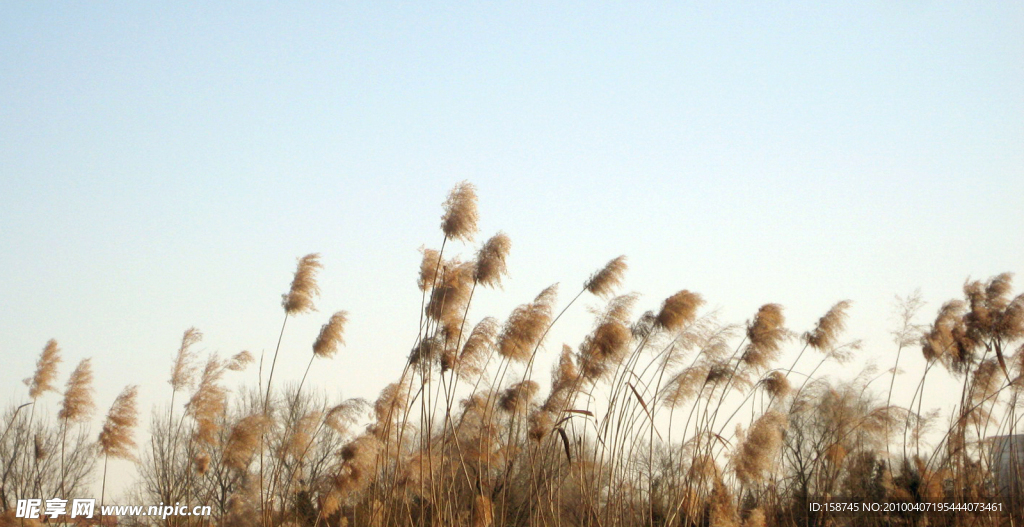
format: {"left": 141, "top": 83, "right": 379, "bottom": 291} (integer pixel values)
{"left": 2, "top": 182, "right": 1021, "bottom": 527}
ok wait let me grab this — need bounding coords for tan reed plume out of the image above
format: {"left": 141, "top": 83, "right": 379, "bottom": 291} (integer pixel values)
{"left": 456, "top": 317, "right": 499, "bottom": 381}
{"left": 733, "top": 410, "right": 787, "bottom": 486}
{"left": 584, "top": 255, "right": 627, "bottom": 298}
{"left": 282, "top": 253, "right": 322, "bottom": 315}
{"left": 499, "top": 380, "right": 539, "bottom": 413}
{"left": 25, "top": 339, "right": 61, "bottom": 400}
{"left": 426, "top": 259, "right": 474, "bottom": 324}
{"left": 59, "top": 358, "right": 95, "bottom": 423}
{"left": 741, "top": 304, "right": 788, "bottom": 370}
{"left": 663, "top": 364, "right": 711, "bottom": 409}
{"left": 313, "top": 311, "right": 348, "bottom": 358}
{"left": 496, "top": 284, "right": 558, "bottom": 363}
{"left": 224, "top": 414, "right": 270, "bottom": 470}
{"left": 708, "top": 475, "right": 738, "bottom": 527}
{"left": 326, "top": 398, "right": 370, "bottom": 435}
{"left": 803, "top": 300, "right": 851, "bottom": 351}
{"left": 579, "top": 294, "right": 637, "bottom": 379}
{"left": 552, "top": 344, "right": 580, "bottom": 393}
{"left": 920, "top": 300, "right": 967, "bottom": 367}
{"left": 655, "top": 290, "right": 704, "bottom": 332}
{"left": 758, "top": 371, "right": 791, "bottom": 399}
{"left": 227, "top": 350, "right": 254, "bottom": 371}
{"left": 333, "top": 433, "right": 383, "bottom": 496}
{"left": 440, "top": 180, "right": 479, "bottom": 242}
{"left": 417, "top": 247, "right": 441, "bottom": 291}
{"left": 371, "top": 380, "right": 409, "bottom": 438}
{"left": 474, "top": 232, "right": 511, "bottom": 288}
{"left": 98, "top": 385, "right": 139, "bottom": 459}
{"left": 186, "top": 355, "right": 227, "bottom": 446}
{"left": 169, "top": 327, "right": 202, "bottom": 391}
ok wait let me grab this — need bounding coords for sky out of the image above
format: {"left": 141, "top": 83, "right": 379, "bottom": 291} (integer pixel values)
{"left": 2, "top": 1, "right": 1023, "bottom": 500}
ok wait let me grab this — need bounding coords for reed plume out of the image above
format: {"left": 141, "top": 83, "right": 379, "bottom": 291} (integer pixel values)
{"left": 326, "top": 398, "right": 370, "bottom": 435}
{"left": 708, "top": 475, "right": 738, "bottom": 527}
{"left": 803, "top": 300, "right": 851, "bottom": 351}
{"left": 499, "top": 380, "right": 540, "bottom": 413}
{"left": 334, "top": 433, "right": 382, "bottom": 496}
{"left": 496, "top": 284, "right": 558, "bottom": 363}
{"left": 584, "top": 255, "right": 627, "bottom": 298}
{"left": 440, "top": 180, "right": 479, "bottom": 242}
{"left": 227, "top": 350, "right": 254, "bottom": 371}
{"left": 418, "top": 248, "right": 441, "bottom": 291}
{"left": 456, "top": 317, "right": 498, "bottom": 381}
{"left": 224, "top": 414, "right": 270, "bottom": 470}
{"left": 474, "top": 232, "right": 511, "bottom": 288}
{"left": 25, "top": 339, "right": 61, "bottom": 400}
{"left": 741, "top": 304, "right": 787, "bottom": 370}
{"left": 282, "top": 253, "right": 322, "bottom": 315}
{"left": 920, "top": 300, "right": 967, "bottom": 368}
{"left": 577, "top": 294, "right": 637, "bottom": 380}
{"left": 733, "top": 410, "right": 786, "bottom": 486}
{"left": 426, "top": 259, "right": 474, "bottom": 325}
{"left": 186, "top": 355, "right": 227, "bottom": 446}
{"left": 97, "top": 384, "right": 138, "bottom": 507}
{"left": 98, "top": 385, "right": 139, "bottom": 459}
{"left": 59, "top": 358, "right": 95, "bottom": 423}
{"left": 313, "top": 311, "right": 349, "bottom": 358}
{"left": 169, "top": 327, "right": 202, "bottom": 392}
{"left": 758, "top": 371, "right": 791, "bottom": 399}
{"left": 655, "top": 290, "right": 704, "bottom": 332}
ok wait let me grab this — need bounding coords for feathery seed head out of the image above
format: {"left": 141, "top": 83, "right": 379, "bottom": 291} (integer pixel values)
{"left": 584, "top": 256, "right": 627, "bottom": 298}
{"left": 59, "top": 358, "right": 95, "bottom": 423}
{"left": 313, "top": 311, "right": 348, "bottom": 358}
{"left": 457, "top": 317, "right": 498, "bottom": 381}
{"left": 734, "top": 410, "right": 787, "bottom": 486}
{"left": 759, "top": 371, "right": 792, "bottom": 399}
{"left": 326, "top": 398, "right": 369, "bottom": 435}
{"left": 426, "top": 260, "right": 474, "bottom": 325}
{"left": 418, "top": 247, "right": 441, "bottom": 291}
{"left": 186, "top": 355, "right": 227, "bottom": 446}
{"left": 226, "top": 350, "right": 254, "bottom": 371}
{"left": 474, "top": 232, "right": 511, "bottom": 288}
{"left": 224, "top": 414, "right": 271, "bottom": 470}
{"left": 282, "top": 253, "right": 322, "bottom": 315}
{"left": 655, "top": 290, "right": 704, "bottom": 332}
{"left": 440, "top": 181, "right": 479, "bottom": 242}
{"left": 169, "top": 327, "right": 202, "bottom": 392}
{"left": 373, "top": 381, "right": 409, "bottom": 427}
{"left": 803, "top": 300, "right": 851, "bottom": 351}
{"left": 26, "top": 339, "right": 61, "bottom": 400}
{"left": 742, "top": 304, "right": 788, "bottom": 370}
{"left": 496, "top": 284, "right": 558, "bottom": 363}
{"left": 499, "top": 381, "right": 539, "bottom": 413}
{"left": 98, "top": 385, "right": 139, "bottom": 460}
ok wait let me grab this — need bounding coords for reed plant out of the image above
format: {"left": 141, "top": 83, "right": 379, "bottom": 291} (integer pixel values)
{"left": 3, "top": 182, "right": 1022, "bottom": 527}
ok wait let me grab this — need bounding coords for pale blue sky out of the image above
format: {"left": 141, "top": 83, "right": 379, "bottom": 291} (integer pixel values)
{"left": 2, "top": 1, "right": 1022, "bottom": 498}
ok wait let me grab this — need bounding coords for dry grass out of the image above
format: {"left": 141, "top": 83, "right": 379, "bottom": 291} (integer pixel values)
{"left": 3, "top": 182, "right": 1021, "bottom": 527}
